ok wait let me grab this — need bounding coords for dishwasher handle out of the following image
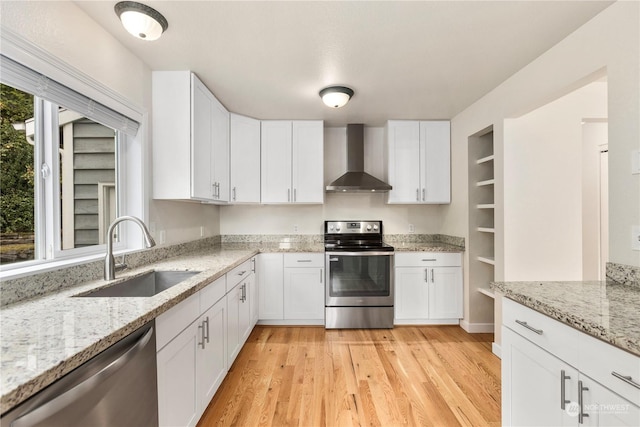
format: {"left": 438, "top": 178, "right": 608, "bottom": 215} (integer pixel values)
{"left": 11, "top": 326, "right": 154, "bottom": 427}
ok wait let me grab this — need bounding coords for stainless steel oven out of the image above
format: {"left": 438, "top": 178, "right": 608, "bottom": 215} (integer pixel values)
{"left": 324, "top": 221, "right": 394, "bottom": 329}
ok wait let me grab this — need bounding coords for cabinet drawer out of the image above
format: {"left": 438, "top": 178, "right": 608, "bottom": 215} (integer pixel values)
{"left": 200, "top": 275, "right": 226, "bottom": 313}
{"left": 227, "top": 260, "right": 252, "bottom": 292}
{"left": 284, "top": 253, "right": 324, "bottom": 268}
{"left": 503, "top": 297, "right": 579, "bottom": 367}
{"left": 579, "top": 333, "right": 640, "bottom": 405}
{"left": 156, "top": 292, "right": 200, "bottom": 351}
{"left": 394, "top": 252, "right": 461, "bottom": 267}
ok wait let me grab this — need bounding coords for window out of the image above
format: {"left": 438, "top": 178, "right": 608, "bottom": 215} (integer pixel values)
{"left": 0, "top": 55, "right": 141, "bottom": 270}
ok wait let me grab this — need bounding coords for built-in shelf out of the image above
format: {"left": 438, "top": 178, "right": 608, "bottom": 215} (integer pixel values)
{"left": 476, "top": 179, "right": 495, "bottom": 187}
{"left": 476, "top": 154, "right": 495, "bottom": 164}
{"left": 477, "top": 256, "right": 495, "bottom": 266}
{"left": 477, "top": 204, "right": 495, "bottom": 209}
{"left": 478, "top": 288, "right": 495, "bottom": 299}
{"left": 477, "top": 227, "right": 495, "bottom": 233}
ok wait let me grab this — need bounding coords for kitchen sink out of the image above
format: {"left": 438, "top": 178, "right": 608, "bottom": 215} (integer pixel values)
{"left": 76, "top": 270, "right": 201, "bottom": 298}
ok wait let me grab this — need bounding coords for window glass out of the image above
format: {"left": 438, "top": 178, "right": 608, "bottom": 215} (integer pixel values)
{"left": 0, "top": 84, "right": 35, "bottom": 265}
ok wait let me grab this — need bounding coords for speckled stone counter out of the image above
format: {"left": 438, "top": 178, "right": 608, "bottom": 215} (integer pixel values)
{"left": 491, "top": 280, "right": 640, "bottom": 357}
{"left": 390, "top": 242, "right": 464, "bottom": 252}
{"left": 0, "top": 240, "right": 325, "bottom": 414}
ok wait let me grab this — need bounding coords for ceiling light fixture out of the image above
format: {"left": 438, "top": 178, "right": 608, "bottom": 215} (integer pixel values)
{"left": 114, "top": 1, "right": 168, "bottom": 41}
{"left": 319, "top": 86, "right": 354, "bottom": 108}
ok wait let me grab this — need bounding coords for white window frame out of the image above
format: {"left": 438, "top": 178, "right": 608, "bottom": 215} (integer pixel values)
{"left": 0, "top": 29, "right": 147, "bottom": 278}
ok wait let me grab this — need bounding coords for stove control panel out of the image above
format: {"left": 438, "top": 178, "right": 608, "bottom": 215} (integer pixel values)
{"left": 325, "top": 221, "right": 382, "bottom": 234}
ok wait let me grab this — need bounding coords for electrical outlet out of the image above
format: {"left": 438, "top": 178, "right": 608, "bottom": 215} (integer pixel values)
{"left": 293, "top": 224, "right": 299, "bottom": 233}
{"left": 408, "top": 224, "right": 415, "bottom": 233}
{"left": 200, "top": 226, "right": 205, "bottom": 238}
{"left": 632, "top": 225, "right": 640, "bottom": 251}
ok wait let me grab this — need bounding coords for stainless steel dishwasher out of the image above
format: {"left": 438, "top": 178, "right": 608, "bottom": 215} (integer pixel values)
{"left": 1, "top": 321, "right": 158, "bottom": 427}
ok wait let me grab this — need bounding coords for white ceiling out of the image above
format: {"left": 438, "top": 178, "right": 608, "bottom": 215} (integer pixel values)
{"left": 75, "top": 0, "right": 613, "bottom": 126}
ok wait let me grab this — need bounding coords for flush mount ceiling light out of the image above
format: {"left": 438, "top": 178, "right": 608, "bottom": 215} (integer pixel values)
{"left": 319, "top": 86, "right": 354, "bottom": 108}
{"left": 114, "top": 1, "right": 168, "bottom": 41}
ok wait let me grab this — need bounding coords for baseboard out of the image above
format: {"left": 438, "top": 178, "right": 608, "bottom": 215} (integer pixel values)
{"left": 394, "top": 319, "right": 460, "bottom": 326}
{"left": 492, "top": 342, "right": 502, "bottom": 359}
{"left": 460, "top": 320, "right": 495, "bottom": 333}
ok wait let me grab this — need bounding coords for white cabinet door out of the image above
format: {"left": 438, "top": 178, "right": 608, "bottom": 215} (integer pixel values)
{"left": 239, "top": 276, "right": 253, "bottom": 344}
{"left": 157, "top": 322, "right": 199, "bottom": 427}
{"left": 502, "top": 327, "right": 578, "bottom": 427}
{"left": 197, "top": 298, "right": 227, "bottom": 413}
{"left": 582, "top": 375, "right": 640, "bottom": 426}
{"left": 292, "top": 121, "right": 324, "bottom": 203}
{"left": 230, "top": 114, "right": 261, "bottom": 203}
{"left": 191, "top": 75, "right": 214, "bottom": 201}
{"left": 394, "top": 267, "right": 429, "bottom": 320}
{"left": 226, "top": 284, "right": 241, "bottom": 368}
{"left": 429, "top": 267, "right": 462, "bottom": 319}
{"left": 261, "top": 121, "right": 292, "bottom": 203}
{"left": 211, "top": 95, "right": 230, "bottom": 202}
{"left": 387, "top": 121, "right": 421, "bottom": 203}
{"left": 420, "top": 121, "right": 450, "bottom": 203}
{"left": 258, "top": 253, "right": 284, "bottom": 319}
{"left": 283, "top": 267, "right": 324, "bottom": 320}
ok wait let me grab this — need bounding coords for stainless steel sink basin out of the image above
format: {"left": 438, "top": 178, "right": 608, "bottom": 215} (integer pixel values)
{"left": 76, "top": 270, "right": 201, "bottom": 297}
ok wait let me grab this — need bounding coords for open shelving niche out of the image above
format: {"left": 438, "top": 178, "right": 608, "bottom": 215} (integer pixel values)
{"left": 468, "top": 128, "right": 496, "bottom": 301}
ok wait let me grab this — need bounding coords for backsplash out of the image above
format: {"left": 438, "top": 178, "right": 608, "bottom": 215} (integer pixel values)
{"left": 606, "top": 262, "right": 640, "bottom": 288}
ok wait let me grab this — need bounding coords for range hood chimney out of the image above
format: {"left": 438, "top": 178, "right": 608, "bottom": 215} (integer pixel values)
{"left": 326, "top": 124, "right": 392, "bottom": 193}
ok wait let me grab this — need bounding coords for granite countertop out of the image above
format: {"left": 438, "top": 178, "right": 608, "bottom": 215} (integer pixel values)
{"left": 0, "top": 241, "right": 324, "bottom": 414}
{"left": 390, "top": 242, "right": 464, "bottom": 252}
{"left": 491, "top": 280, "right": 640, "bottom": 357}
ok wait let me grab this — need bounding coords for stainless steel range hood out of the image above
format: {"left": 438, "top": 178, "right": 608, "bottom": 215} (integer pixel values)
{"left": 326, "top": 124, "right": 392, "bottom": 193}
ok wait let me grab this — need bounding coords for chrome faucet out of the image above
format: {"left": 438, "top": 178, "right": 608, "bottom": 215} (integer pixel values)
{"left": 104, "top": 216, "right": 156, "bottom": 280}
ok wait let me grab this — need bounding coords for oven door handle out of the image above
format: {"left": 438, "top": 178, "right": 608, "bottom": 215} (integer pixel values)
{"left": 326, "top": 251, "right": 394, "bottom": 256}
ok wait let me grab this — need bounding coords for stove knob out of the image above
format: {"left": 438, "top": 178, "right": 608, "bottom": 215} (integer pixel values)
{"left": 366, "top": 225, "right": 372, "bottom": 231}
{"left": 329, "top": 225, "right": 334, "bottom": 231}
{"left": 335, "top": 226, "right": 341, "bottom": 232}
{"left": 373, "top": 224, "right": 379, "bottom": 231}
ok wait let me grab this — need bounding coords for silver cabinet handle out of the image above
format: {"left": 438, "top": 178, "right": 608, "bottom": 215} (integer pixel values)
{"left": 212, "top": 183, "right": 216, "bottom": 198}
{"left": 422, "top": 259, "right": 437, "bottom": 262}
{"left": 198, "top": 322, "right": 205, "bottom": 349}
{"left": 11, "top": 326, "right": 154, "bottom": 427}
{"left": 294, "top": 188, "right": 297, "bottom": 202}
{"left": 431, "top": 269, "right": 434, "bottom": 283}
{"left": 320, "top": 269, "right": 323, "bottom": 283}
{"left": 297, "top": 259, "right": 312, "bottom": 263}
{"left": 288, "top": 188, "right": 291, "bottom": 202}
{"left": 560, "top": 370, "right": 571, "bottom": 410}
{"left": 238, "top": 270, "right": 247, "bottom": 276}
{"left": 578, "top": 380, "right": 589, "bottom": 424}
{"left": 204, "top": 316, "right": 210, "bottom": 343}
{"left": 232, "top": 186, "right": 236, "bottom": 201}
{"left": 612, "top": 371, "right": 640, "bottom": 389}
{"left": 515, "top": 319, "right": 543, "bottom": 335}
{"left": 422, "top": 188, "right": 425, "bottom": 201}
{"left": 251, "top": 257, "right": 256, "bottom": 273}
{"left": 242, "top": 283, "right": 247, "bottom": 302}
{"left": 424, "top": 268, "right": 428, "bottom": 283}
{"left": 416, "top": 188, "right": 419, "bottom": 201}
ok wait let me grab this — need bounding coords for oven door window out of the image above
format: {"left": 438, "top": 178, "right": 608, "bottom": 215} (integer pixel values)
{"left": 327, "top": 254, "right": 391, "bottom": 297}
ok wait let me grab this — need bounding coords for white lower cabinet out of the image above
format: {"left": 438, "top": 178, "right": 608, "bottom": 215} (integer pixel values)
{"left": 258, "top": 253, "right": 284, "bottom": 320}
{"left": 502, "top": 297, "right": 640, "bottom": 427}
{"left": 156, "top": 281, "right": 227, "bottom": 427}
{"left": 226, "top": 275, "right": 253, "bottom": 368}
{"left": 283, "top": 253, "right": 324, "bottom": 321}
{"left": 394, "top": 252, "right": 462, "bottom": 324}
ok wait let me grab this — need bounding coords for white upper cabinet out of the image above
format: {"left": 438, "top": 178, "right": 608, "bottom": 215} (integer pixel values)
{"left": 261, "top": 120, "right": 323, "bottom": 204}
{"left": 386, "top": 120, "right": 450, "bottom": 204}
{"left": 230, "top": 113, "right": 261, "bottom": 203}
{"left": 152, "top": 71, "right": 229, "bottom": 203}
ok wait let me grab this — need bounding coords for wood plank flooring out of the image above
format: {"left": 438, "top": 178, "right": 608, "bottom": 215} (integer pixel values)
{"left": 197, "top": 326, "right": 501, "bottom": 427}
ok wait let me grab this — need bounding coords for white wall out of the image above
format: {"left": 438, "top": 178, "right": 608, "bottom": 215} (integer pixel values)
{"left": 503, "top": 82, "right": 607, "bottom": 281}
{"left": 220, "top": 127, "right": 444, "bottom": 235}
{"left": 443, "top": 1, "right": 639, "bottom": 327}
{"left": 0, "top": 0, "right": 221, "bottom": 247}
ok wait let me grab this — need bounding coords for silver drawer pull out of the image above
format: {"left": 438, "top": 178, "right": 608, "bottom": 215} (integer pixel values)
{"left": 422, "top": 259, "right": 436, "bottom": 262}
{"left": 238, "top": 270, "right": 247, "bottom": 276}
{"left": 515, "top": 319, "right": 543, "bottom": 335}
{"left": 612, "top": 371, "right": 640, "bottom": 389}
{"left": 297, "top": 259, "right": 312, "bottom": 262}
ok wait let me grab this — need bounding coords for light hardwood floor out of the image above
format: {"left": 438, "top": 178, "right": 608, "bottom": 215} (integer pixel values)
{"left": 197, "top": 326, "right": 501, "bottom": 427}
